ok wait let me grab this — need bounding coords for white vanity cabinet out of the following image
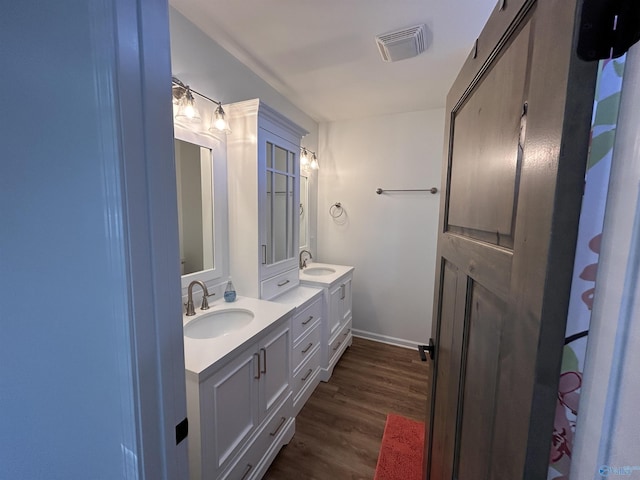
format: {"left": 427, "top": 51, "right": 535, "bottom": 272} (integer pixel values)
{"left": 299, "top": 264, "right": 354, "bottom": 381}
{"left": 327, "top": 276, "right": 353, "bottom": 369}
{"left": 271, "top": 285, "right": 324, "bottom": 415}
{"left": 186, "top": 314, "right": 294, "bottom": 480}
{"left": 226, "top": 99, "right": 308, "bottom": 300}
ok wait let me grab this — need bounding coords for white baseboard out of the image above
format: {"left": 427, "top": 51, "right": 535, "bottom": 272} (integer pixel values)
{"left": 351, "top": 329, "right": 425, "bottom": 350}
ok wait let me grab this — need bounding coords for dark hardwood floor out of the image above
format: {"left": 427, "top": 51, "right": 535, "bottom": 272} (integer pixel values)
{"left": 264, "top": 337, "right": 429, "bottom": 480}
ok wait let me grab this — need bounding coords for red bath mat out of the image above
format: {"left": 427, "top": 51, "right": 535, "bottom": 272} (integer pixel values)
{"left": 374, "top": 413, "right": 425, "bottom": 480}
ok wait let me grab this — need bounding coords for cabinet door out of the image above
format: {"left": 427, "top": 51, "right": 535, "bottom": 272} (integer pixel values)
{"left": 207, "top": 346, "right": 260, "bottom": 473}
{"left": 258, "top": 127, "right": 299, "bottom": 279}
{"left": 259, "top": 322, "right": 291, "bottom": 416}
{"left": 329, "top": 277, "right": 352, "bottom": 337}
{"left": 341, "top": 277, "right": 352, "bottom": 324}
{"left": 328, "top": 283, "right": 343, "bottom": 337}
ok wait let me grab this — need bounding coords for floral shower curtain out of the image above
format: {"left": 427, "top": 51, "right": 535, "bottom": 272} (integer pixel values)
{"left": 547, "top": 55, "right": 627, "bottom": 480}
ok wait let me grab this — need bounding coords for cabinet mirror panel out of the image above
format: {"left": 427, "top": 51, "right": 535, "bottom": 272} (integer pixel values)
{"left": 174, "top": 138, "right": 215, "bottom": 275}
{"left": 265, "top": 141, "right": 296, "bottom": 266}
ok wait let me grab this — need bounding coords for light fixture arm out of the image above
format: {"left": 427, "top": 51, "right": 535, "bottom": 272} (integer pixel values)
{"left": 172, "top": 77, "right": 222, "bottom": 107}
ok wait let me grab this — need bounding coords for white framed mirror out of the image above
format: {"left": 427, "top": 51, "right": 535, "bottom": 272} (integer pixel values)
{"left": 174, "top": 124, "right": 228, "bottom": 292}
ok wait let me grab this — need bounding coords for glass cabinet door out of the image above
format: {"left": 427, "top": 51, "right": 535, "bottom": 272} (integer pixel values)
{"left": 262, "top": 134, "right": 297, "bottom": 272}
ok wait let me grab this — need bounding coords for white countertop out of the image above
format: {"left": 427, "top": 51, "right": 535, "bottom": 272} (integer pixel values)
{"left": 183, "top": 296, "right": 295, "bottom": 381}
{"left": 298, "top": 262, "right": 355, "bottom": 286}
{"left": 270, "top": 285, "right": 323, "bottom": 308}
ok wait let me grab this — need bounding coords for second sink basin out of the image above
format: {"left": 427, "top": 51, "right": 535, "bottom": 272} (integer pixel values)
{"left": 302, "top": 267, "right": 336, "bottom": 276}
{"left": 184, "top": 308, "right": 255, "bottom": 339}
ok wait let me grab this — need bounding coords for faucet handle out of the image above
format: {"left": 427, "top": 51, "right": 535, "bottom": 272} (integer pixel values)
{"left": 201, "top": 292, "right": 215, "bottom": 310}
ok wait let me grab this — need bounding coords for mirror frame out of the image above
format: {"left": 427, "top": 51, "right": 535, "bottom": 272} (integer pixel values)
{"left": 174, "top": 124, "right": 229, "bottom": 293}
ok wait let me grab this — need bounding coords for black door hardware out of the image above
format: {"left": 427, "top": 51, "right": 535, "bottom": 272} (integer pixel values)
{"left": 418, "top": 338, "right": 436, "bottom": 361}
{"left": 578, "top": 0, "right": 640, "bottom": 60}
{"left": 175, "top": 417, "right": 188, "bottom": 445}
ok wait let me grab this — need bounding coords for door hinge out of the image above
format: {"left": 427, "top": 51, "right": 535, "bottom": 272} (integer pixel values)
{"left": 577, "top": 0, "right": 640, "bottom": 60}
{"left": 175, "top": 417, "right": 188, "bottom": 445}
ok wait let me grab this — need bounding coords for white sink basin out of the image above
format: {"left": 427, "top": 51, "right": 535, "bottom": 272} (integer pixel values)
{"left": 302, "top": 267, "right": 336, "bottom": 276}
{"left": 184, "top": 308, "right": 255, "bottom": 339}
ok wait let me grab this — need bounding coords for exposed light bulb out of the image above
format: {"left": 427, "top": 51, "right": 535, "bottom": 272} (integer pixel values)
{"left": 214, "top": 106, "right": 227, "bottom": 130}
{"left": 300, "top": 148, "right": 310, "bottom": 166}
{"left": 175, "top": 89, "right": 201, "bottom": 123}
{"left": 310, "top": 153, "right": 319, "bottom": 170}
{"left": 184, "top": 103, "right": 197, "bottom": 119}
{"left": 214, "top": 117, "right": 226, "bottom": 130}
{"left": 209, "top": 104, "right": 231, "bottom": 133}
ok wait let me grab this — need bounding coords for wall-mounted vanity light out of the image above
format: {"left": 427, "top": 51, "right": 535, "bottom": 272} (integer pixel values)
{"left": 300, "top": 147, "right": 319, "bottom": 171}
{"left": 172, "top": 77, "right": 231, "bottom": 133}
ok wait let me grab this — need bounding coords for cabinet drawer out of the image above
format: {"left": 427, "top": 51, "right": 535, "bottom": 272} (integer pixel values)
{"left": 292, "top": 322, "right": 321, "bottom": 372}
{"left": 328, "top": 319, "right": 352, "bottom": 364}
{"left": 222, "top": 396, "right": 292, "bottom": 480}
{"left": 261, "top": 268, "right": 299, "bottom": 300}
{"left": 292, "top": 345, "right": 321, "bottom": 399}
{"left": 291, "top": 297, "right": 322, "bottom": 343}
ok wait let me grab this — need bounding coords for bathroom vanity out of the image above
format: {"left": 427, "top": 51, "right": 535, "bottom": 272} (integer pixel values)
{"left": 177, "top": 98, "right": 355, "bottom": 479}
{"left": 183, "top": 297, "right": 295, "bottom": 480}
{"left": 299, "top": 263, "right": 354, "bottom": 380}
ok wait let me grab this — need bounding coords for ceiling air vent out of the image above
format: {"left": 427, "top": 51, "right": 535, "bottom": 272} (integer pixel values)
{"left": 375, "top": 24, "right": 427, "bottom": 62}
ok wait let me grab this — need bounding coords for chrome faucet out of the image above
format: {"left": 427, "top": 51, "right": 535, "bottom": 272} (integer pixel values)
{"left": 185, "top": 280, "right": 215, "bottom": 316}
{"left": 299, "top": 250, "right": 313, "bottom": 269}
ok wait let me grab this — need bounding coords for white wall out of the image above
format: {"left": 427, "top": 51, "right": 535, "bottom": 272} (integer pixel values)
{"left": 317, "top": 109, "right": 445, "bottom": 346}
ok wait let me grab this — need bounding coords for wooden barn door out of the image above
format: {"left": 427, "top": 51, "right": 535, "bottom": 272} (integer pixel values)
{"left": 423, "top": 1, "right": 597, "bottom": 478}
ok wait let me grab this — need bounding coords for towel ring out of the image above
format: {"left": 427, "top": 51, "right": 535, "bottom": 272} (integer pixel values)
{"left": 329, "top": 202, "right": 344, "bottom": 218}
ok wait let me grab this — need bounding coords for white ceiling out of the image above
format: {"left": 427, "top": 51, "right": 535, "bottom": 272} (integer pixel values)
{"left": 170, "top": 0, "right": 497, "bottom": 123}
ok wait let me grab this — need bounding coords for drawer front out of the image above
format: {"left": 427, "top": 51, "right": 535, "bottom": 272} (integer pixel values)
{"left": 328, "top": 319, "right": 352, "bottom": 365}
{"left": 260, "top": 268, "right": 299, "bottom": 300}
{"left": 292, "top": 345, "right": 321, "bottom": 399}
{"left": 222, "top": 395, "right": 292, "bottom": 480}
{"left": 291, "top": 297, "right": 322, "bottom": 343}
{"left": 292, "top": 323, "right": 321, "bottom": 372}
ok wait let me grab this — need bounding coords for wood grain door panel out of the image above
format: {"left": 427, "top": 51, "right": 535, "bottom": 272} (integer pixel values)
{"left": 447, "top": 19, "right": 533, "bottom": 248}
{"left": 429, "top": 260, "right": 466, "bottom": 480}
{"left": 455, "top": 283, "right": 506, "bottom": 480}
{"left": 424, "top": 0, "right": 598, "bottom": 478}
